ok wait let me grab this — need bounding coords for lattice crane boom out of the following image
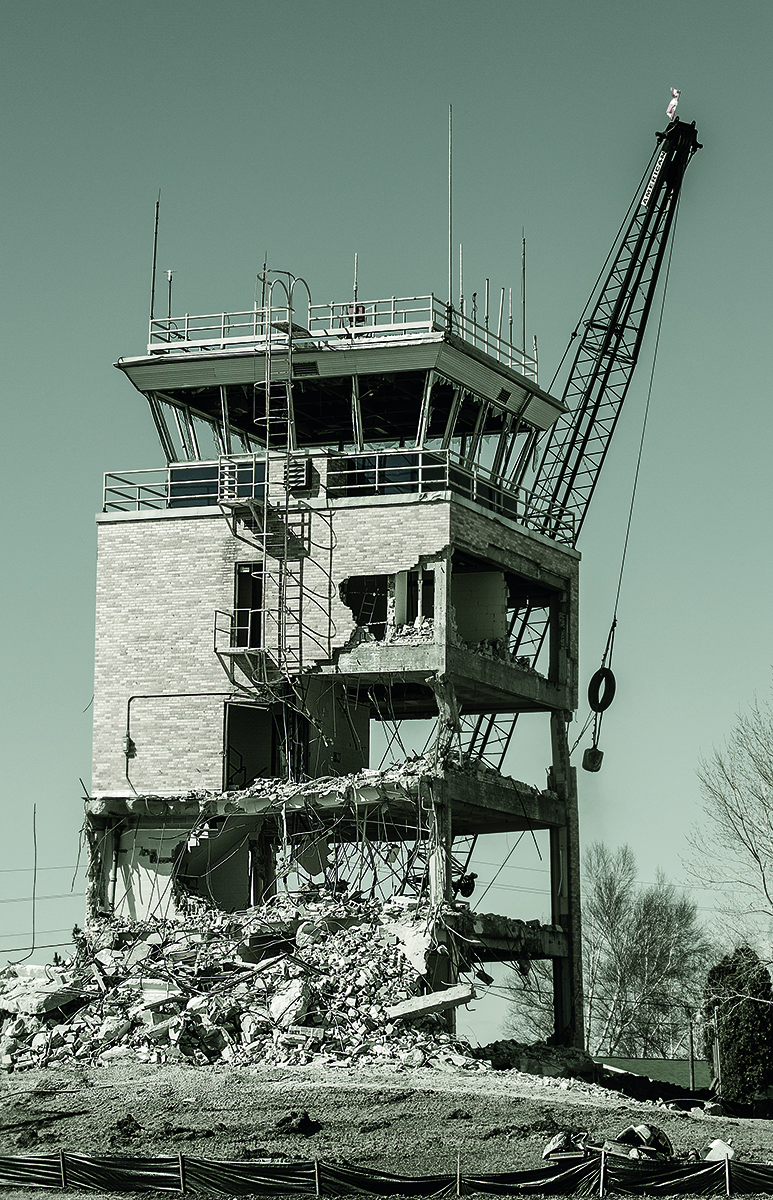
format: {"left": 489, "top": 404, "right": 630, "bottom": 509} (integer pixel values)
{"left": 526, "top": 118, "right": 701, "bottom": 545}
{"left": 464, "top": 117, "right": 700, "bottom": 767}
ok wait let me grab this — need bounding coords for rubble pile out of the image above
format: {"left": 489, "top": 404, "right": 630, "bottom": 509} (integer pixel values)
{"left": 473, "top": 1039, "right": 597, "bottom": 1080}
{"left": 0, "top": 893, "right": 488, "bottom": 1075}
{"left": 386, "top": 617, "right": 434, "bottom": 645}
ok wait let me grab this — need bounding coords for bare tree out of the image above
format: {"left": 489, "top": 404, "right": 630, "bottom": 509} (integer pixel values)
{"left": 507, "top": 843, "right": 712, "bottom": 1055}
{"left": 690, "top": 696, "right": 773, "bottom": 930}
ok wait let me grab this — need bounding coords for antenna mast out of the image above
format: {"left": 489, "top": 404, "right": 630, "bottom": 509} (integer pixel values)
{"left": 459, "top": 243, "right": 463, "bottom": 315}
{"left": 149, "top": 191, "right": 160, "bottom": 323}
{"left": 448, "top": 104, "right": 453, "bottom": 305}
{"left": 521, "top": 229, "right": 526, "bottom": 352}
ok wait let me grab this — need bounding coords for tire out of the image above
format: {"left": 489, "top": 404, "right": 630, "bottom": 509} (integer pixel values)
{"left": 588, "top": 667, "right": 616, "bottom": 713}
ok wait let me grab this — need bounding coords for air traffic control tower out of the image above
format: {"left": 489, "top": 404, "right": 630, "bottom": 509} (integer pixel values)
{"left": 86, "top": 281, "right": 583, "bottom": 1044}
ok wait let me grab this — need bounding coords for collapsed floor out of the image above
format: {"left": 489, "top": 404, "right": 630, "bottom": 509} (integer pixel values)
{"left": 0, "top": 891, "right": 525, "bottom": 1074}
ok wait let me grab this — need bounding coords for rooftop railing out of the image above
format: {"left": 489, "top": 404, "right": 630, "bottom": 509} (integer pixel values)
{"left": 147, "top": 295, "right": 537, "bottom": 381}
{"left": 103, "top": 451, "right": 573, "bottom": 544}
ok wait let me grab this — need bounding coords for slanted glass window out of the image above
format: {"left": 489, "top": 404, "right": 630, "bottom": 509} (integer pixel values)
{"left": 424, "top": 378, "right": 458, "bottom": 447}
{"left": 448, "top": 391, "right": 482, "bottom": 462}
{"left": 358, "top": 371, "right": 428, "bottom": 447}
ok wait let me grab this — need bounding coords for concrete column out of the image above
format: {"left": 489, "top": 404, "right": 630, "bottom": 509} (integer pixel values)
{"left": 426, "top": 781, "right": 455, "bottom": 1027}
{"left": 433, "top": 553, "right": 451, "bottom": 648}
{"left": 427, "top": 785, "right": 452, "bottom": 907}
{"left": 549, "top": 709, "right": 584, "bottom": 1047}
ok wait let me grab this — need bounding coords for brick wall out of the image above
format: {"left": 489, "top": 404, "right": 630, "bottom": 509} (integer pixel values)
{"left": 301, "top": 497, "right": 452, "bottom": 664}
{"left": 93, "top": 509, "right": 248, "bottom": 794}
{"left": 92, "top": 491, "right": 577, "bottom": 796}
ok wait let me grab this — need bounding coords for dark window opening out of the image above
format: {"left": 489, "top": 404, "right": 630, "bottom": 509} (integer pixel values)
{"left": 169, "top": 459, "right": 265, "bottom": 508}
{"left": 292, "top": 376, "right": 357, "bottom": 449}
{"left": 327, "top": 451, "right": 446, "bottom": 498}
{"left": 234, "top": 563, "right": 263, "bottom": 648}
{"left": 224, "top": 704, "right": 273, "bottom": 789}
{"left": 340, "top": 575, "right": 389, "bottom": 640}
{"left": 399, "top": 569, "right": 435, "bottom": 625}
{"left": 168, "top": 464, "right": 218, "bottom": 507}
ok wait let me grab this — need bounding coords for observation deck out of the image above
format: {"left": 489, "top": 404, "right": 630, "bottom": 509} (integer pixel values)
{"left": 117, "top": 293, "right": 565, "bottom": 444}
{"left": 113, "top": 288, "right": 574, "bottom": 546}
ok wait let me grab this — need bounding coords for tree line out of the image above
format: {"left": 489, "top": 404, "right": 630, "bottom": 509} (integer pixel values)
{"left": 505, "top": 687, "right": 773, "bottom": 1103}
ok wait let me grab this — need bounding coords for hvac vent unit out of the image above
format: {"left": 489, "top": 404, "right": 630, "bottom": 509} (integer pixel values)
{"left": 285, "top": 458, "right": 313, "bottom": 492}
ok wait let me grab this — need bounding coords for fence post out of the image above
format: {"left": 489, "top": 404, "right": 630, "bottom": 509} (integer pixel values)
{"left": 59, "top": 1150, "right": 67, "bottom": 1191}
{"left": 314, "top": 1157, "right": 320, "bottom": 1198}
{"left": 599, "top": 1150, "right": 606, "bottom": 1198}
{"left": 725, "top": 1154, "right": 731, "bottom": 1196}
{"left": 178, "top": 1153, "right": 186, "bottom": 1195}
{"left": 456, "top": 1150, "right": 461, "bottom": 1197}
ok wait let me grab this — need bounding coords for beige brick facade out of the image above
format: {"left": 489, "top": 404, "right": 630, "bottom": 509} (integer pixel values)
{"left": 93, "top": 490, "right": 579, "bottom": 796}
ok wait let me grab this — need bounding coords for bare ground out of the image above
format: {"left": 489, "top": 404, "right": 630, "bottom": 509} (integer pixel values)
{"left": 0, "top": 1060, "right": 771, "bottom": 1196}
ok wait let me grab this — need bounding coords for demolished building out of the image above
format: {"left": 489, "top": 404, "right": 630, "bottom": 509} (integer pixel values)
{"left": 86, "top": 285, "right": 583, "bottom": 1045}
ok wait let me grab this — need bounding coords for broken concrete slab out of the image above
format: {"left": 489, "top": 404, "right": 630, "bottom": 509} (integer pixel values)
{"left": 0, "top": 983, "right": 83, "bottom": 1015}
{"left": 269, "top": 979, "right": 310, "bottom": 1028}
{"left": 385, "top": 982, "right": 475, "bottom": 1020}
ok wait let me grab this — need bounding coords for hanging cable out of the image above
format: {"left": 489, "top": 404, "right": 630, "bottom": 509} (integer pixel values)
{"left": 10, "top": 805, "right": 37, "bottom": 966}
{"left": 547, "top": 150, "right": 660, "bottom": 395}
{"left": 473, "top": 830, "right": 527, "bottom": 908}
{"left": 580, "top": 192, "right": 683, "bottom": 772}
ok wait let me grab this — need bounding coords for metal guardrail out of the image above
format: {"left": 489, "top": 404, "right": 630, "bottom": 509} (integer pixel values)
{"left": 309, "top": 296, "right": 536, "bottom": 377}
{"left": 103, "top": 463, "right": 265, "bottom": 512}
{"left": 149, "top": 306, "right": 295, "bottom": 354}
{"left": 147, "top": 295, "right": 537, "bottom": 380}
{"left": 326, "top": 449, "right": 573, "bottom": 542}
{"left": 103, "top": 453, "right": 574, "bottom": 543}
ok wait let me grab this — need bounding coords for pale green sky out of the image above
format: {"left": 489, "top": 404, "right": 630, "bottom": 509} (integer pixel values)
{"left": 1, "top": 0, "right": 771, "bottom": 1039}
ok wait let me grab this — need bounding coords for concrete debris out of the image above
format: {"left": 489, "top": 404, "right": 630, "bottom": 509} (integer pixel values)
{"left": 704, "top": 1138, "right": 734, "bottom": 1161}
{"left": 87, "top": 749, "right": 551, "bottom": 828}
{"left": 273, "top": 1110, "right": 322, "bottom": 1136}
{"left": 473, "top": 1039, "right": 597, "bottom": 1080}
{"left": 543, "top": 1123, "right": 674, "bottom": 1163}
{"left": 385, "top": 982, "right": 475, "bottom": 1020}
{"left": 0, "top": 892, "right": 490, "bottom": 1075}
{"left": 385, "top": 617, "right": 434, "bottom": 645}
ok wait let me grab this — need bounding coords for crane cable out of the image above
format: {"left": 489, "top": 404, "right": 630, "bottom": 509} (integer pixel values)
{"left": 547, "top": 148, "right": 661, "bottom": 396}
{"left": 576, "top": 190, "right": 683, "bottom": 764}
